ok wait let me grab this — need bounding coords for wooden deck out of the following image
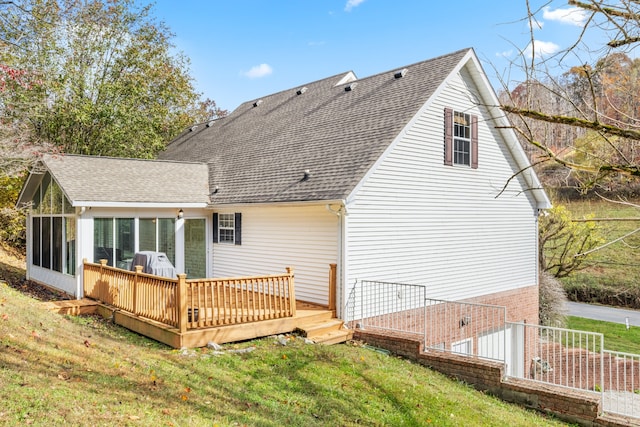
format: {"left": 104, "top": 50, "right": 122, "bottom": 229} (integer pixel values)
{"left": 44, "top": 298, "right": 352, "bottom": 347}
{"left": 46, "top": 261, "right": 350, "bottom": 348}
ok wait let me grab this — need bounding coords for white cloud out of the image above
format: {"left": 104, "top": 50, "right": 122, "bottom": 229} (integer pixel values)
{"left": 542, "top": 6, "right": 588, "bottom": 26}
{"left": 243, "top": 63, "right": 273, "bottom": 79}
{"left": 345, "top": 0, "right": 365, "bottom": 12}
{"left": 496, "top": 50, "right": 513, "bottom": 58}
{"left": 525, "top": 40, "right": 561, "bottom": 58}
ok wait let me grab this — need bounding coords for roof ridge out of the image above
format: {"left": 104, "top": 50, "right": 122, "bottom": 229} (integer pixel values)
{"left": 44, "top": 153, "right": 206, "bottom": 166}
{"left": 337, "top": 48, "right": 472, "bottom": 86}
{"left": 241, "top": 70, "right": 355, "bottom": 106}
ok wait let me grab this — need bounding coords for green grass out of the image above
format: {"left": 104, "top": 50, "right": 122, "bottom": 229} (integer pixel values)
{"left": 0, "top": 281, "right": 570, "bottom": 427}
{"left": 559, "top": 199, "right": 640, "bottom": 307}
{"left": 567, "top": 315, "right": 640, "bottom": 354}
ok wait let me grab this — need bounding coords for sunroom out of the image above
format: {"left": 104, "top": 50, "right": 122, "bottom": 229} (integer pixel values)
{"left": 17, "top": 155, "right": 212, "bottom": 297}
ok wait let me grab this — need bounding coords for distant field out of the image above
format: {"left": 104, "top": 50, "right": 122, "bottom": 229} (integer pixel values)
{"left": 559, "top": 198, "right": 640, "bottom": 308}
{"left": 567, "top": 316, "right": 640, "bottom": 354}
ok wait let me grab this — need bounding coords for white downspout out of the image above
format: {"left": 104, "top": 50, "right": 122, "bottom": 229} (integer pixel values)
{"left": 326, "top": 201, "right": 347, "bottom": 319}
{"left": 76, "top": 206, "right": 87, "bottom": 298}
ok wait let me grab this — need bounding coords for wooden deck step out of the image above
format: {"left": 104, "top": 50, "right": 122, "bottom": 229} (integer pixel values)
{"left": 41, "top": 298, "right": 99, "bottom": 315}
{"left": 294, "top": 309, "right": 334, "bottom": 323}
{"left": 297, "top": 318, "right": 345, "bottom": 338}
{"left": 295, "top": 316, "right": 353, "bottom": 345}
{"left": 311, "top": 328, "right": 354, "bottom": 345}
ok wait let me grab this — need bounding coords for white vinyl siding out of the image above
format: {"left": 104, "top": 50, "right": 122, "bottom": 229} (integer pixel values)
{"left": 212, "top": 205, "right": 338, "bottom": 305}
{"left": 28, "top": 265, "right": 77, "bottom": 296}
{"left": 345, "top": 66, "right": 538, "bottom": 302}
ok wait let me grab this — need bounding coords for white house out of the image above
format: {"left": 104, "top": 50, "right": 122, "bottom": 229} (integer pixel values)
{"left": 17, "top": 48, "right": 550, "bottom": 324}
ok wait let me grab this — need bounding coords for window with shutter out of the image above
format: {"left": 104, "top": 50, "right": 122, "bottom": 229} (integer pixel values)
{"left": 444, "top": 108, "right": 478, "bottom": 169}
{"left": 214, "top": 212, "right": 242, "bottom": 245}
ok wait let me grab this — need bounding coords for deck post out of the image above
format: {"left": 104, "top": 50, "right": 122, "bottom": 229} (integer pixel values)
{"left": 286, "top": 267, "right": 296, "bottom": 317}
{"left": 133, "top": 265, "right": 143, "bottom": 315}
{"left": 99, "top": 259, "right": 108, "bottom": 302}
{"left": 176, "top": 274, "right": 188, "bottom": 333}
{"left": 82, "top": 258, "right": 88, "bottom": 296}
{"left": 329, "top": 263, "right": 337, "bottom": 315}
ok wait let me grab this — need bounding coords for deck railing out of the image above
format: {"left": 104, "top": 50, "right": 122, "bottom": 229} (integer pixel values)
{"left": 83, "top": 260, "right": 296, "bottom": 331}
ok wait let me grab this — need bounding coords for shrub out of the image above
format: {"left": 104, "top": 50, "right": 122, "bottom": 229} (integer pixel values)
{"left": 539, "top": 270, "right": 568, "bottom": 327}
{"left": 0, "top": 206, "right": 26, "bottom": 250}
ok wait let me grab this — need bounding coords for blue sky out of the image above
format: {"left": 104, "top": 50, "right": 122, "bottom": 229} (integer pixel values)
{"left": 151, "top": 0, "right": 594, "bottom": 112}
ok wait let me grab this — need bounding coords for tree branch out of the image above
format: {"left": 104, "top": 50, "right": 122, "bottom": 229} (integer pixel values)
{"left": 501, "top": 104, "right": 640, "bottom": 140}
{"left": 569, "top": 0, "right": 640, "bottom": 20}
{"left": 608, "top": 36, "right": 640, "bottom": 47}
{"left": 575, "top": 226, "right": 640, "bottom": 257}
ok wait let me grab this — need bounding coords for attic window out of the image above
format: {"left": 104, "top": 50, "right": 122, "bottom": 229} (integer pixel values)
{"left": 296, "top": 87, "right": 307, "bottom": 95}
{"left": 253, "top": 100, "right": 263, "bottom": 107}
{"left": 444, "top": 108, "right": 478, "bottom": 169}
{"left": 344, "top": 82, "right": 357, "bottom": 92}
{"left": 394, "top": 68, "right": 407, "bottom": 79}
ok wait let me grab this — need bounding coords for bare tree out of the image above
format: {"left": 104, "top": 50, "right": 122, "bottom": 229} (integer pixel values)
{"left": 0, "top": 64, "right": 54, "bottom": 177}
{"left": 501, "top": 0, "right": 640, "bottom": 190}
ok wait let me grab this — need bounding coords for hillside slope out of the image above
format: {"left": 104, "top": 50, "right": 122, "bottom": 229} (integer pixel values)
{"left": 0, "top": 253, "right": 566, "bottom": 426}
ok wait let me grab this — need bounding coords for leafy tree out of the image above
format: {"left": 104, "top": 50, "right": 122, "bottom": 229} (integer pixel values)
{"left": 0, "top": 0, "right": 226, "bottom": 250}
{"left": 538, "top": 205, "right": 604, "bottom": 278}
{"left": 0, "top": 0, "right": 225, "bottom": 159}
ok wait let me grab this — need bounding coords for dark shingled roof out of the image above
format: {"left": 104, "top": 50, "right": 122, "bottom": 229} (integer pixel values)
{"left": 159, "top": 49, "right": 471, "bottom": 204}
{"left": 39, "top": 155, "right": 210, "bottom": 205}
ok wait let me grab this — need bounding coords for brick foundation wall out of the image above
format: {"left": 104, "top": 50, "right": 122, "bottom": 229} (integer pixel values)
{"left": 462, "top": 285, "right": 539, "bottom": 379}
{"left": 464, "top": 284, "right": 539, "bottom": 325}
{"left": 354, "top": 331, "right": 635, "bottom": 427}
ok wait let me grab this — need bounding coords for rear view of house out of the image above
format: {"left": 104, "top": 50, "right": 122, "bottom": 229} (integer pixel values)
{"left": 18, "top": 48, "right": 550, "bottom": 345}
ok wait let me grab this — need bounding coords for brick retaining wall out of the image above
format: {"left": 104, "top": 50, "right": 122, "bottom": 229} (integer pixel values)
{"left": 354, "top": 331, "right": 636, "bottom": 427}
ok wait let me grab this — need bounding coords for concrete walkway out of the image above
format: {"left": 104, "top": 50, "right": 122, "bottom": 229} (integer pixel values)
{"left": 567, "top": 301, "right": 640, "bottom": 327}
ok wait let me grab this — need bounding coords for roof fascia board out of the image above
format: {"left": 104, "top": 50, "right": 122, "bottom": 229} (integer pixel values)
{"left": 16, "top": 169, "right": 45, "bottom": 207}
{"left": 73, "top": 202, "right": 208, "bottom": 208}
{"left": 208, "top": 199, "right": 346, "bottom": 210}
{"left": 463, "top": 52, "right": 552, "bottom": 209}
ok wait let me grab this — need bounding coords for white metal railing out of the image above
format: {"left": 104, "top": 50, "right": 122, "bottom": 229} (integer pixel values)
{"left": 423, "top": 298, "right": 507, "bottom": 365}
{"left": 344, "top": 280, "right": 640, "bottom": 420}
{"left": 345, "top": 280, "right": 427, "bottom": 336}
{"left": 345, "top": 280, "right": 507, "bottom": 364}
{"left": 602, "top": 350, "right": 640, "bottom": 418}
{"left": 506, "top": 322, "right": 605, "bottom": 401}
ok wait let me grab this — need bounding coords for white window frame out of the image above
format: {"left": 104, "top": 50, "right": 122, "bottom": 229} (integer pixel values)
{"left": 453, "top": 111, "right": 471, "bottom": 166}
{"left": 218, "top": 213, "right": 235, "bottom": 244}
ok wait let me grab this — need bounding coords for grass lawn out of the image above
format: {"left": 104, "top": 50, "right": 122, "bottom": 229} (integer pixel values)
{"left": 0, "top": 280, "right": 571, "bottom": 426}
{"left": 567, "top": 315, "right": 640, "bottom": 354}
{"left": 559, "top": 199, "right": 640, "bottom": 307}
